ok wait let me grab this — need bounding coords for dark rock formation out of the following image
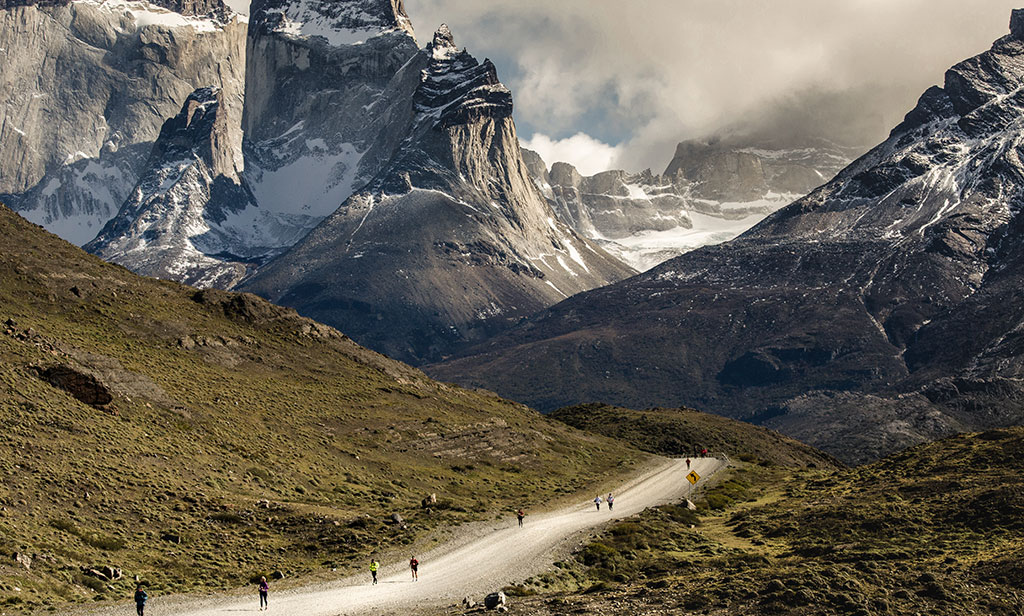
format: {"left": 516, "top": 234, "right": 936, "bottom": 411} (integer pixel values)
{"left": 36, "top": 365, "right": 113, "bottom": 408}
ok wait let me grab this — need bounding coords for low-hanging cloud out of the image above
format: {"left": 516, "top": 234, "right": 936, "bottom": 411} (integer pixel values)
{"left": 405, "top": 0, "right": 1023, "bottom": 172}
{"left": 521, "top": 133, "right": 623, "bottom": 177}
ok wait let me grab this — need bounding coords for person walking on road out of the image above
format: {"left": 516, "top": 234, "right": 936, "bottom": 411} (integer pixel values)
{"left": 257, "top": 576, "right": 269, "bottom": 610}
{"left": 607, "top": 493, "right": 615, "bottom": 511}
{"left": 134, "top": 586, "right": 148, "bottom": 616}
{"left": 370, "top": 559, "right": 379, "bottom": 585}
{"left": 686, "top": 457, "right": 691, "bottom": 470}
{"left": 594, "top": 495, "right": 602, "bottom": 511}
{"left": 410, "top": 556, "right": 419, "bottom": 581}
{"left": 516, "top": 508, "right": 525, "bottom": 527}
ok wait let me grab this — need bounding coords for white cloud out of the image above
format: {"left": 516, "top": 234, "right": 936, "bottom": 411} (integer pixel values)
{"left": 521, "top": 133, "right": 623, "bottom": 176}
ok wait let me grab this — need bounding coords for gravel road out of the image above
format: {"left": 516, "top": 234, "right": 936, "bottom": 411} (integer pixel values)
{"left": 65, "top": 456, "right": 724, "bottom": 616}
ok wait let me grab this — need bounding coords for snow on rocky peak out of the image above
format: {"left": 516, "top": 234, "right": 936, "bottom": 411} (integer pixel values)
{"left": 86, "top": 87, "right": 262, "bottom": 289}
{"left": 415, "top": 25, "right": 512, "bottom": 130}
{"left": 250, "top": 0, "right": 414, "bottom": 45}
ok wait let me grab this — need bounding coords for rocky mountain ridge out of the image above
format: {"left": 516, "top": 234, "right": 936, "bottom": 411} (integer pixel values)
{"left": 85, "top": 87, "right": 261, "bottom": 288}
{"left": 241, "top": 24, "right": 633, "bottom": 364}
{"left": 0, "top": 0, "right": 247, "bottom": 245}
{"left": 525, "top": 138, "right": 856, "bottom": 271}
{"left": 428, "top": 9, "right": 1024, "bottom": 463}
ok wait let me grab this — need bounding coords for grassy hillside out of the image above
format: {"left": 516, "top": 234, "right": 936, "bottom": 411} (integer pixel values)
{"left": 495, "top": 427, "right": 1024, "bottom": 616}
{"left": 551, "top": 403, "right": 839, "bottom": 469}
{"left": 0, "top": 204, "right": 645, "bottom": 612}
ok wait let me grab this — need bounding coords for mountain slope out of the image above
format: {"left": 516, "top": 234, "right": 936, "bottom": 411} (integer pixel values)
{"left": 242, "top": 26, "right": 634, "bottom": 364}
{"left": 0, "top": 0, "right": 247, "bottom": 245}
{"left": 551, "top": 403, "right": 838, "bottom": 469}
{"left": 85, "top": 87, "right": 260, "bottom": 288}
{"left": 0, "top": 202, "right": 642, "bottom": 611}
{"left": 429, "top": 10, "right": 1024, "bottom": 463}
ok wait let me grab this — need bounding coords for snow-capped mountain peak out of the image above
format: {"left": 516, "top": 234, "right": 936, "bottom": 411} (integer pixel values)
{"left": 250, "top": 0, "right": 414, "bottom": 45}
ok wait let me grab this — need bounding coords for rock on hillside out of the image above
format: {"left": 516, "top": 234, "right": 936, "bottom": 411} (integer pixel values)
{"left": 242, "top": 25, "right": 634, "bottom": 365}
{"left": 0, "top": 0, "right": 246, "bottom": 245}
{"left": 86, "top": 87, "right": 260, "bottom": 288}
{"left": 523, "top": 138, "right": 856, "bottom": 272}
{"left": 429, "top": 10, "right": 1024, "bottom": 463}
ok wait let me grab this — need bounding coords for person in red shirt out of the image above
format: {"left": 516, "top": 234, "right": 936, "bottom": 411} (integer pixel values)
{"left": 410, "top": 556, "right": 419, "bottom": 581}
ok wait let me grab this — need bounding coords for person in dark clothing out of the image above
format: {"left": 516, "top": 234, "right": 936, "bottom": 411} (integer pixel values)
{"left": 258, "top": 576, "right": 269, "bottom": 610}
{"left": 134, "top": 586, "right": 148, "bottom": 616}
{"left": 516, "top": 508, "right": 525, "bottom": 527}
{"left": 410, "top": 556, "right": 419, "bottom": 581}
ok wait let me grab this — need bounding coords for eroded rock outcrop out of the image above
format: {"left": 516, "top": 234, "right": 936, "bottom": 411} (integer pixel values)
{"left": 243, "top": 25, "right": 634, "bottom": 364}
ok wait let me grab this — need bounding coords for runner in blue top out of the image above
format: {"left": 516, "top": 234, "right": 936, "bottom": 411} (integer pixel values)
{"left": 134, "top": 586, "right": 148, "bottom": 616}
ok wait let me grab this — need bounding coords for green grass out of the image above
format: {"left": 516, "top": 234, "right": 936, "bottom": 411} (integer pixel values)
{"left": 501, "top": 428, "right": 1024, "bottom": 615}
{"left": 0, "top": 204, "right": 646, "bottom": 610}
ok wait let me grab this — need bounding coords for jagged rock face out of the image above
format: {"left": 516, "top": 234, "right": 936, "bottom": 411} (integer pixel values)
{"left": 243, "top": 26, "right": 634, "bottom": 365}
{"left": 526, "top": 140, "right": 854, "bottom": 272}
{"left": 241, "top": 0, "right": 420, "bottom": 245}
{"left": 0, "top": 0, "right": 246, "bottom": 246}
{"left": 429, "top": 12, "right": 1024, "bottom": 463}
{"left": 86, "top": 87, "right": 258, "bottom": 289}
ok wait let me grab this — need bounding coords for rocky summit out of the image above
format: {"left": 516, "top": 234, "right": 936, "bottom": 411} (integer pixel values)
{"left": 525, "top": 138, "right": 855, "bottom": 272}
{"left": 429, "top": 10, "right": 1024, "bottom": 464}
{"left": 242, "top": 25, "right": 633, "bottom": 365}
{"left": 85, "top": 87, "right": 260, "bottom": 288}
{"left": 241, "top": 0, "right": 420, "bottom": 256}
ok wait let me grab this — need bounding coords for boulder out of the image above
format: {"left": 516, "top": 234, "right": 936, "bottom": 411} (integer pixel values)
{"left": 13, "top": 552, "right": 31, "bottom": 570}
{"left": 484, "top": 591, "right": 507, "bottom": 610}
{"left": 35, "top": 365, "right": 113, "bottom": 408}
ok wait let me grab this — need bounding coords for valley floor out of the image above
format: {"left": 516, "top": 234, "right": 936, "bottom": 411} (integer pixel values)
{"left": 51, "top": 457, "right": 723, "bottom": 616}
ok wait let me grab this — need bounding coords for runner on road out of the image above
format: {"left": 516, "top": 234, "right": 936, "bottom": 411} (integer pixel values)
{"left": 410, "top": 556, "right": 419, "bottom": 581}
{"left": 134, "top": 586, "right": 148, "bottom": 616}
{"left": 257, "top": 576, "right": 269, "bottom": 611}
{"left": 686, "top": 458, "right": 691, "bottom": 470}
{"left": 516, "top": 508, "right": 525, "bottom": 527}
{"left": 370, "top": 559, "right": 379, "bottom": 585}
{"left": 594, "top": 495, "right": 602, "bottom": 511}
{"left": 607, "top": 493, "right": 615, "bottom": 511}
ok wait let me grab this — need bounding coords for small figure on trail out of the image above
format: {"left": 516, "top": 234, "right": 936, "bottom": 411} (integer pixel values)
{"left": 686, "top": 457, "right": 691, "bottom": 469}
{"left": 516, "top": 508, "right": 525, "bottom": 527}
{"left": 701, "top": 447, "right": 708, "bottom": 457}
{"left": 607, "top": 493, "right": 614, "bottom": 511}
{"left": 370, "top": 559, "right": 379, "bottom": 585}
{"left": 410, "top": 556, "right": 419, "bottom": 581}
{"left": 258, "top": 576, "right": 269, "bottom": 610}
{"left": 134, "top": 586, "right": 148, "bottom": 616}
{"left": 594, "top": 495, "right": 602, "bottom": 511}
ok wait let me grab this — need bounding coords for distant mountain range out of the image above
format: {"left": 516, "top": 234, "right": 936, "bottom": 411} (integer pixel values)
{"left": 429, "top": 10, "right": 1024, "bottom": 464}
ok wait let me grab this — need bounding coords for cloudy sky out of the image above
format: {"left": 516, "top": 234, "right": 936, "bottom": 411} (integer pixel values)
{"left": 399, "top": 1, "right": 1021, "bottom": 174}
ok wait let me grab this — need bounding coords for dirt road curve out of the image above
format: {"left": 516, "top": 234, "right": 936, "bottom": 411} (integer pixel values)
{"left": 68, "top": 456, "right": 724, "bottom": 616}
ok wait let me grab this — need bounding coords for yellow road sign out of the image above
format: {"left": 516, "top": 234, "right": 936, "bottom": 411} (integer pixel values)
{"left": 686, "top": 470, "right": 700, "bottom": 485}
